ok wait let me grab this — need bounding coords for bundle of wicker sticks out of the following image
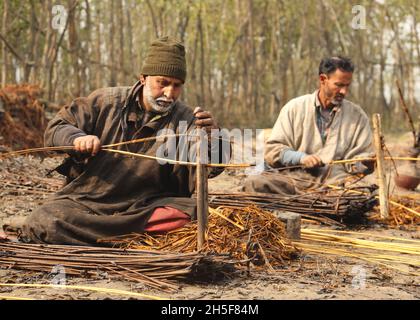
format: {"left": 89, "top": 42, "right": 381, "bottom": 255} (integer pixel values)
{"left": 295, "top": 228, "right": 420, "bottom": 276}
{"left": 0, "top": 240, "right": 237, "bottom": 292}
{"left": 101, "top": 206, "right": 299, "bottom": 270}
{"left": 204, "top": 187, "right": 378, "bottom": 222}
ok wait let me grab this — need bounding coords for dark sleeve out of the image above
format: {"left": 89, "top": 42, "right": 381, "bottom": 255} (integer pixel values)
{"left": 207, "top": 128, "right": 231, "bottom": 178}
{"left": 44, "top": 90, "right": 102, "bottom": 147}
{"left": 185, "top": 126, "right": 231, "bottom": 194}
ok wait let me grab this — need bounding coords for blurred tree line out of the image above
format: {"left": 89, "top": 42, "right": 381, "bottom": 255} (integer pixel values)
{"left": 0, "top": 0, "right": 419, "bottom": 130}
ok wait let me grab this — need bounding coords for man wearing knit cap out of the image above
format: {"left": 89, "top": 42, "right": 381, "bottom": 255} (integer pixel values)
{"left": 19, "top": 36, "right": 223, "bottom": 245}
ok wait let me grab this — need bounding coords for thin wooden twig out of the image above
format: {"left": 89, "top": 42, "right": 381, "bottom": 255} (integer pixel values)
{"left": 0, "top": 282, "right": 166, "bottom": 300}
{"left": 396, "top": 80, "right": 417, "bottom": 147}
{"left": 372, "top": 114, "right": 389, "bottom": 219}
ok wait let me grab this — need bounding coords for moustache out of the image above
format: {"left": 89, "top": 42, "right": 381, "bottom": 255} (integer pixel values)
{"left": 156, "top": 97, "right": 174, "bottom": 104}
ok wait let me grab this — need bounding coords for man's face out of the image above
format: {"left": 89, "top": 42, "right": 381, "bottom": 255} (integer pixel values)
{"left": 319, "top": 69, "right": 353, "bottom": 106}
{"left": 141, "top": 75, "right": 184, "bottom": 113}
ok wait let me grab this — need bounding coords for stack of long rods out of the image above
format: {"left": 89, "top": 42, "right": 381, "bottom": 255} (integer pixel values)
{"left": 294, "top": 228, "right": 420, "bottom": 276}
{"left": 0, "top": 241, "right": 236, "bottom": 292}
{"left": 206, "top": 189, "right": 375, "bottom": 216}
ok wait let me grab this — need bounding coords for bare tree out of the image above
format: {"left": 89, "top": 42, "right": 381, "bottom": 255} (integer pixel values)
{"left": 1, "top": 0, "right": 9, "bottom": 86}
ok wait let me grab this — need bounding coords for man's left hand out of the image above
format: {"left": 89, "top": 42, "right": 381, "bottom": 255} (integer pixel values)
{"left": 193, "top": 107, "right": 218, "bottom": 135}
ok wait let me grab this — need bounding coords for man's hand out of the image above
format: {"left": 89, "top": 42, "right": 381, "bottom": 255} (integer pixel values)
{"left": 73, "top": 135, "right": 101, "bottom": 156}
{"left": 193, "top": 107, "right": 218, "bottom": 135}
{"left": 300, "top": 154, "right": 323, "bottom": 168}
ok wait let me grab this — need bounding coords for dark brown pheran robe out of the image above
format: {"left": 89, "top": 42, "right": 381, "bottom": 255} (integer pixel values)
{"left": 23, "top": 81, "right": 224, "bottom": 245}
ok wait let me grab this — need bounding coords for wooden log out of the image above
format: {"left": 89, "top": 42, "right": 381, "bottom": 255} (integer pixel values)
{"left": 372, "top": 114, "right": 389, "bottom": 219}
{"left": 272, "top": 210, "right": 301, "bottom": 240}
{"left": 196, "top": 128, "right": 208, "bottom": 250}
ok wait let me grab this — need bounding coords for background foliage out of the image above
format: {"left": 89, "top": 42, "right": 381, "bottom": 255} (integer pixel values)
{"left": 0, "top": 0, "right": 419, "bottom": 130}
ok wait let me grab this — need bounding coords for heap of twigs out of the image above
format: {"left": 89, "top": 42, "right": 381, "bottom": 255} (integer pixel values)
{"left": 0, "top": 240, "right": 237, "bottom": 293}
{"left": 295, "top": 229, "right": 420, "bottom": 276}
{"left": 102, "top": 206, "right": 299, "bottom": 270}
{"left": 0, "top": 84, "right": 47, "bottom": 150}
{"left": 370, "top": 195, "right": 420, "bottom": 228}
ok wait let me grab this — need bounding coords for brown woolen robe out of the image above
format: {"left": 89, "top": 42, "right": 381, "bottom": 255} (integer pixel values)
{"left": 23, "top": 81, "right": 224, "bottom": 245}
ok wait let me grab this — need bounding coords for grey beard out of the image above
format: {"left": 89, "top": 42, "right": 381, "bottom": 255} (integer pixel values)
{"left": 331, "top": 94, "right": 344, "bottom": 106}
{"left": 144, "top": 85, "right": 175, "bottom": 114}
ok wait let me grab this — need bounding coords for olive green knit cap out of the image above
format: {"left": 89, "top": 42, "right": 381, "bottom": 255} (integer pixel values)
{"left": 141, "top": 36, "right": 187, "bottom": 82}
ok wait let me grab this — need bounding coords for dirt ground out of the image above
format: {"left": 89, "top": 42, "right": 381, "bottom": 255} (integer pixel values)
{"left": 0, "top": 135, "right": 419, "bottom": 300}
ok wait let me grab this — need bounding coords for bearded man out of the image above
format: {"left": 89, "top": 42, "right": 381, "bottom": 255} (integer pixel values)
{"left": 22, "top": 36, "right": 224, "bottom": 245}
{"left": 244, "top": 56, "right": 375, "bottom": 195}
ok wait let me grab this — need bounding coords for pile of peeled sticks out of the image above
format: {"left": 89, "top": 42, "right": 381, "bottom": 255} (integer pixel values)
{"left": 296, "top": 228, "right": 420, "bottom": 276}
{"left": 0, "top": 240, "right": 237, "bottom": 293}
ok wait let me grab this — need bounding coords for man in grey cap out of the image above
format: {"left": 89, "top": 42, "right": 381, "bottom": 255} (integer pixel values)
{"left": 21, "top": 36, "right": 223, "bottom": 245}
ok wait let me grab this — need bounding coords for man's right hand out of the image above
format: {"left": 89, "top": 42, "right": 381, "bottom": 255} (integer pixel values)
{"left": 300, "top": 154, "right": 323, "bottom": 168}
{"left": 73, "top": 135, "right": 101, "bottom": 156}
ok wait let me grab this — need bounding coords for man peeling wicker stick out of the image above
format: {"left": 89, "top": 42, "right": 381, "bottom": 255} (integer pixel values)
{"left": 11, "top": 37, "right": 226, "bottom": 245}
{"left": 244, "top": 56, "right": 377, "bottom": 197}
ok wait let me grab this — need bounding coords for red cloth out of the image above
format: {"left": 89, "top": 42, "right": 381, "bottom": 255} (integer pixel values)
{"left": 144, "top": 206, "right": 190, "bottom": 233}
{"left": 0, "top": 230, "right": 7, "bottom": 240}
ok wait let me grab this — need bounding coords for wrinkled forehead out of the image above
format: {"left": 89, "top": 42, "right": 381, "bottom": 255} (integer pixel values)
{"left": 145, "top": 75, "right": 184, "bottom": 85}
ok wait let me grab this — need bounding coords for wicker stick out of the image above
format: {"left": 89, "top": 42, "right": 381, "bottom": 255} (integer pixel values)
{"left": 196, "top": 128, "right": 208, "bottom": 250}
{"left": 372, "top": 114, "right": 389, "bottom": 219}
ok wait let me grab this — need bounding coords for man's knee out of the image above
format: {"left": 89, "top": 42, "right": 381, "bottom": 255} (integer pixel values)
{"left": 243, "top": 175, "right": 267, "bottom": 193}
{"left": 23, "top": 206, "right": 61, "bottom": 243}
